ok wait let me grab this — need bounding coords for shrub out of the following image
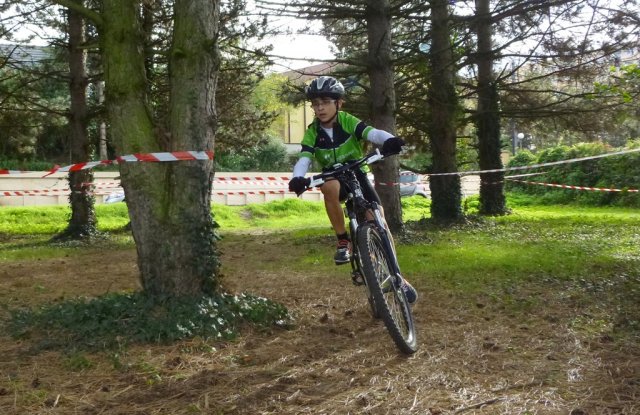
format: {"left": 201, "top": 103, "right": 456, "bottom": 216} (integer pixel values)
{"left": 506, "top": 140, "right": 640, "bottom": 206}
{"left": 216, "top": 136, "right": 290, "bottom": 172}
{"left": 8, "top": 291, "right": 292, "bottom": 351}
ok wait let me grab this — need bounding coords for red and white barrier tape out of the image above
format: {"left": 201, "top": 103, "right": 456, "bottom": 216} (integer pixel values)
{"left": 427, "top": 148, "right": 640, "bottom": 176}
{"left": 0, "top": 169, "right": 39, "bottom": 175}
{"left": 42, "top": 150, "right": 214, "bottom": 177}
{"left": 508, "top": 179, "right": 639, "bottom": 193}
{"left": 214, "top": 176, "right": 289, "bottom": 182}
{"left": 213, "top": 189, "right": 319, "bottom": 196}
{"left": 1, "top": 190, "right": 66, "bottom": 197}
{"left": 503, "top": 172, "right": 548, "bottom": 179}
{"left": 1, "top": 189, "right": 115, "bottom": 197}
{"left": 4, "top": 147, "right": 639, "bottom": 179}
{"left": 376, "top": 181, "right": 423, "bottom": 187}
{"left": 2, "top": 188, "right": 320, "bottom": 197}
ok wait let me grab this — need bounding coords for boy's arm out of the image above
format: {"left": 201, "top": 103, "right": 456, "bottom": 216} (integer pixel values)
{"left": 365, "top": 128, "right": 395, "bottom": 146}
{"left": 342, "top": 112, "right": 394, "bottom": 145}
{"left": 292, "top": 156, "right": 312, "bottom": 177}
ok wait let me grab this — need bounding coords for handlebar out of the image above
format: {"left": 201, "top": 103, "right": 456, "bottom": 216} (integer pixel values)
{"left": 301, "top": 149, "right": 392, "bottom": 194}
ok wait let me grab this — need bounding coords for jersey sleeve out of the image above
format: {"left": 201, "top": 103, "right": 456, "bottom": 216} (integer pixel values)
{"left": 340, "top": 112, "right": 373, "bottom": 141}
{"left": 292, "top": 156, "right": 311, "bottom": 177}
{"left": 366, "top": 128, "right": 394, "bottom": 146}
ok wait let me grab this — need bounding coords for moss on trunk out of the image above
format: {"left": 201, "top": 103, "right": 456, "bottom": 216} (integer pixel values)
{"left": 99, "top": 0, "right": 221, "bottom": 299}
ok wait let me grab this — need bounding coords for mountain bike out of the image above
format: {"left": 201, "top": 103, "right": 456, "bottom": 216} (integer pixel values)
{"left": 299, "top": 150, "right": 418, "bottom": 354}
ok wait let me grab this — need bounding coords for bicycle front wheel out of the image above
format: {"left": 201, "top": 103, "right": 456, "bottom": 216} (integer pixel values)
{"left": 356, "top": 223, "right": 418, "bottom": 354}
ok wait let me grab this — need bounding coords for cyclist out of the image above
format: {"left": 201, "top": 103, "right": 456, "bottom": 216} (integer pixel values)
{"left": 288, "top": 75, "right": 417, "bottom": 303}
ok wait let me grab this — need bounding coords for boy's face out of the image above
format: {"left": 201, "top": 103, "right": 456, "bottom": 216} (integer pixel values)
{"left": 310, "top": 97, "right": 338, "bottom": 124}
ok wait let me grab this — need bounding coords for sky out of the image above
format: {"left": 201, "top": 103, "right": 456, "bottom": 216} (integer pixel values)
{"left": 261, "top": 33, "right": 335, "bottom": 72}
{"left": 253, "top": 10, "right": 336, "bottom": 72}
{"left": 2, "top": 4, "right": 335, "bottom": 72}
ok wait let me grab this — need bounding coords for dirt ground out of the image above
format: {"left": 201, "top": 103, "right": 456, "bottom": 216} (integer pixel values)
{"left": 0, "top": 231, "right": 638, "bottom": 414}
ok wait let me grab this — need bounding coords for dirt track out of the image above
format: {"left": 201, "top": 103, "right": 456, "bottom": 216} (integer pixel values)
{"left": 0, "top": 232, "right": 638, "bottom": 414}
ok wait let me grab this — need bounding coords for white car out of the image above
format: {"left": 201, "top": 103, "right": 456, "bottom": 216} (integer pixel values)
{"left": 399, "top": 171, "right": 429, "bottom": 198}
{"left": 369, "top": 171, "right": 429, "bottom": 198}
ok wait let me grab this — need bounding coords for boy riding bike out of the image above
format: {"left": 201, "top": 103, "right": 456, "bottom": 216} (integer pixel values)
{"left": 288, "top": 76, "right": 417, "bottom": 303}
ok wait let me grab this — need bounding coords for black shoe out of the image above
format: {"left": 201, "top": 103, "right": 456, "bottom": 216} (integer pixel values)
{"left": 400, "top": 278, "right": 418, "bottom": 304}
{"left": 334, "top": 239, "right": 351, "bottom": 265}
{"left": 351, "top": 270, "right": 365, "bottom": 286}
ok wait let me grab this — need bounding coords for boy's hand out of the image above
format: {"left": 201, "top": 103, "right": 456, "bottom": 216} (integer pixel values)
{"left": 381, "top": 136, "right": 405, "bottom": 156}
{"left": 288, "top": 176, "right": 310, "bottom": 195}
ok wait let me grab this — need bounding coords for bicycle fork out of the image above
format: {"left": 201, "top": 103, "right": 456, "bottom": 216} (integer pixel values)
{"left": 347, "top": 209, "right": 365, "bottom": 286}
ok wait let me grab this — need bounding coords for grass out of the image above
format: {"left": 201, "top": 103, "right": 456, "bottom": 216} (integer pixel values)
{"left": 0, "top": 198, "right": 330, "bottom": 235}
{"left": 1, "top": 196, "right": 638, "bottom": 415}
{"left": 2, "top": 197, "right": 639, "bottom": 279}
{"left": 2, "top": 196, "right": 639, "bottom": 296}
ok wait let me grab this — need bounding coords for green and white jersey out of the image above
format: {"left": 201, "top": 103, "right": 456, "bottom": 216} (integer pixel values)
{"left": 299, "top": 111, "right": 374, "bottom": 170}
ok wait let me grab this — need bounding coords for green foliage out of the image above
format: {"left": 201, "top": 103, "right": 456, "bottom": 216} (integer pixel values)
{"left": 215, "top": 136, "right": 290, "bottom": 172}
{"left": 0, "top": 199, "right": 330, "bottom": 238}
{"left": 7, "top": 291, "right": 292, "bottom": 351}
{"left": 507, "top": 150, "right": 536, "bottom": 166}
{"left": 506, "top": 140, "right": 640, "bottom": 206}
{"left": 401, "top": 195, "right": 431, "bottom": 221}
{"left": 235, "top": 198, "right": 328, "bottom": 229}
{"left": 0, "top": 47, "right": 69, "bottom": 161}
{"left": 594, "top": 64, "right": 640, "bottom": 104}
{"left": 0, "top": 158, "right": 58, "bottom": 171}
{"left": 0, "top": 204, "right": 131, "bottom": 235}
{"left": 398, "top": 203, "right": 640, "bottom": 334}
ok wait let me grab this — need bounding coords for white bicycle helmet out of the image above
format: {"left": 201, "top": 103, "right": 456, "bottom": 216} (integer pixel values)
{"left": 305, "top": 76, "right": 345, "bottom": 100}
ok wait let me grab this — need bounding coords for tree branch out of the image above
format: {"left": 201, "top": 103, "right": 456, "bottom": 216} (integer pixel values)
{"left": 48, "top": 0, "right": 103, "bottom": 27}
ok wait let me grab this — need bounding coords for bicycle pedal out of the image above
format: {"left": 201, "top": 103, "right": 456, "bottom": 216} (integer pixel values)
{"left": 351, "top": 271, "right": 365, "bottom": 286}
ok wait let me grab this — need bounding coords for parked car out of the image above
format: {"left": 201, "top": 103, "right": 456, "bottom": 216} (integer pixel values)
{"left": 399, "top": 171, "right": 429, "bottom": 198}
{"left": 368, "top": 171, "right": 429, "bottom": 198}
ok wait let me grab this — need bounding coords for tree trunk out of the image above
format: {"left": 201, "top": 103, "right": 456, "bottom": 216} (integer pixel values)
{"left": 100, "top": 0, "right": 220, "bottom": 299}
{"left": 366, "top": 0, "right": 403, "bottom": 233}
{"left": 56, "top": 0, "right": 97, "bottom": 240}
{"left": 96, "top": 80, "right": 108, "bottom": 160}
{"left": 428, "top": 0, "right": 462, "bottom": 221}
{"left": 475, "top": 0, "right": 506, "bottom": 215}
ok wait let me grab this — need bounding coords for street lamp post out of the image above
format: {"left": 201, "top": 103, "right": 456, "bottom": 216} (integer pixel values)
{"left": 516, "top": 132, "right": 525, "bottom": 151}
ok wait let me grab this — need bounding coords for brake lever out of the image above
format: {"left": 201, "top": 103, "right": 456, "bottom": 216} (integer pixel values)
{"left": 366, "top": 149, "right": 384, "bottom": 164}
{"left": 308, "top": 177, "right": 325, "bottom": 188}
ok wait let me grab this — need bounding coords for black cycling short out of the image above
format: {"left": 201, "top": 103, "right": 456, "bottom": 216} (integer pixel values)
{"left": 323, "top": 168, "right": 381, "bottom": 204}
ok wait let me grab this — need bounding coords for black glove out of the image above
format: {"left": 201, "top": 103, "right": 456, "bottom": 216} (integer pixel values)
{"left": 288, "top": 176, "right": 310, "bottom": 195}
{"left": 381, "top": 136, "right": 405, "bottom": 156}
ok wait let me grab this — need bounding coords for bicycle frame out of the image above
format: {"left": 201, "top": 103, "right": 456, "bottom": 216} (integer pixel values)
{"left": 302, "top": 149, "right": 418, "bottom": 354}
{"left": 307, "top": 150, "right": 401, "bottom": 278}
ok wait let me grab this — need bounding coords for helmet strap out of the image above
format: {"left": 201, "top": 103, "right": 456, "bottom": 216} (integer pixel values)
{"left": 331, "top": 100, "right": 341, "bottom": 125}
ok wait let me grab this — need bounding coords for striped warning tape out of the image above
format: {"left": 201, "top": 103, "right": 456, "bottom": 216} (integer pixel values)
{"left": 6, "top": 151, "right": 215, "bottom": 177}
{"left": 43, "top": 150, "right": 214, "bottom": 176}
{"left": 214, "top": 176, "right": 290, "bottom": 182}
{"left": 0, "top": 169, "right": 38, "bottom": 175}
{"left": 0, "top": 151, "right": 213, "bottom": 176}
{"left": 213, "top": 189, "right": 320, "bottom": 196}
{"left": 427, "top": 148, "right": 640, "bottom": 176}
{"left": 1, "top": 188, "right": 320, "bottom": 197}
{"left": 376, "top": 181, "right": 424, "bottom": 187}
{"left": 507, "top": 179, "right": 639, "bottom": 193}
{"left": 1, "top": 189, "right": 115, "bottom": 197}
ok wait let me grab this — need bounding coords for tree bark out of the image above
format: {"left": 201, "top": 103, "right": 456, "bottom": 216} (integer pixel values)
{"left": 56, "top": 0, "right": 97, "bottom": 240}
{"left": 366, "top": 0, "right": 403, "bottom": 233}
{"left": 96, "top": 80, "right": 108, "bottom": 160}
{"left": 100, "top": 0, "right": 220, "bottom": 299}
{"left": 475, "top": 0, "right": 506, "bottom": 215}
{"left": 428, "top": 0, "right": 462, "bottom": 221}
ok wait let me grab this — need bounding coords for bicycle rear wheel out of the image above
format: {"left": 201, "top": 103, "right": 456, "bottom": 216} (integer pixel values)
{"left": 356, "top": 223, "right": 418, "bottom": 354}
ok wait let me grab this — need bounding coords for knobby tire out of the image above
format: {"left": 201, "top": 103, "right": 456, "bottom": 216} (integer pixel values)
{"left": 356, "top": 222, "right": 418, "bottom": 354}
